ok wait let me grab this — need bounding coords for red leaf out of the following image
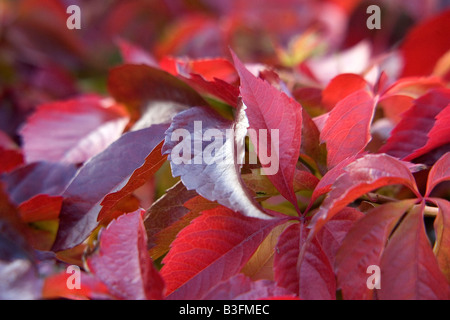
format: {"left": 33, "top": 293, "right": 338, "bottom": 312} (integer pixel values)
{"left": 431, "top": 198, "right": 450, "bottom": 282}
{"left": 18, "top": 195, "right": 62, "bottom": 223}
{"left": 316, "top": 207, "right": 364, "bottom": 268}
{"left": 87, "top": 209, "right": 165, "bottom": 300}
{"left": 380, "top": 88, "right": 450, "bottom": 160}
{"left": 321, "top": 74, "right": 369, "bottom": 111}
{"left": 310, "top": 154, "right": 420, "bottom": 236}
{"left": 160, "top": 56, "right": 237, "bottom": 83}
{"left": 160, "top": 206, "right": 285, "bottom": 299}
{"left": 52, "top": 124, "right": 168, "bottom": 252}
{"left": 400, "top": 9, "right": 450, "bottom": 78}
{"left": 20, "top": 95, "right": 129, "bottom": 164}
{"left": 202, "top": 274, "right": 293, "bottom": 300}
{"left": 307, "top": 154, "right": 364, "bottom": 212}
{"left": 162, "top": 106, "right": 272, "bottom": 220}
{"left": 98, "top": 141, "right": 167, "bottom": 223}
{"left": 379, "top": 76, "right": 445, "bottom": 123}
{"left": 274, "top": 222, "right": 336, "bottom": 300}
{"left": 160, "top": 57, "right": 239, "bottom": 107}
{"left": 406, "top": 105, "right": 450, "bottom": 161}
{"left": 320, "top": 89, "right": 377, "bottom": 168}
{"left": 300, "top": 109, "right": 327, "bottom": 174}
{"left": 0, "top": 147, "right": 24, "bottom": 174}
{"left": 426, "top": 152, "right": 450, "bottom": 197}
{"left": 144, "top": 181, "right": 199, "bottom": 258}
{"left": 107, "top": 64, "right": 207, "bottom": 117}
{"left": 335, "top": 200, "right": 416, "bottom": 300}
{"left": 231, "top": 51, "right": 303, "bottom": 211}
{"left": 379, "top": 203, "right": 449, "bottom": 300}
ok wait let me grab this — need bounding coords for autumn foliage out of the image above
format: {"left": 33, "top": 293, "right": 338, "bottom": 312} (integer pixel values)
{"left": 1, "top": 0, "right": 450, "bottom": 300}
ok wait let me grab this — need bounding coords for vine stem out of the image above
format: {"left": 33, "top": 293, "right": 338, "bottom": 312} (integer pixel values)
{"left": 424, "top": 206, "right": 439, "bottom": 218}
{"left": 362, "top": 193, "right": 439, "bottom": 218}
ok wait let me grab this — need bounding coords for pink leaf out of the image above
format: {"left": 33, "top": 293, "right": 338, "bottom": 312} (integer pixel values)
{"left": 20, "top": 95, "right": 129, "bottom": 164}
{"left": 379, "top": 203, "right": 449, "bottom": 300}
{"left": 380, "top": 89, "right": 450, "bottom": 160}
{"left": 202, "top": 274, "right": 294, "bottom": 300}
{"left": 274, "top": 222, "right": 336, "bottom": 300}
{"left": 87, "top": 209, "right": 165, "bottom": 300}
{"left": 430, "top": 198, "right": 450, "bottom": 282}
{"left": 426, "top": 152, "right": 450, "bottom": 197}
{"left": 406, "top": 105, "right": 450, "bottom": 161}
{"left": 52, "top": 124, "right": 168, "bottom": 251}
{"left": 335, "top": 200, "right": 416, "bottom": 300}
{"left": 116, "top": 38, "right": 158, "bottom": 67}
{"left": 316, "top": 207, "right": 364, "bottom": 267}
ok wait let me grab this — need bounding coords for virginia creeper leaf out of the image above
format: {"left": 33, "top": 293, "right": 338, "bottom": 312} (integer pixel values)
{"left": 335, "top": 200, "right": 416, "bottom": 300}
{"left": 162, "top": 105, "right": 272, "bottom": 220}
{"left": 241, "top": 223, "right": 290, "bottom": 281}
{"left": 274, "top": 222, "right": 336, "bottom": 300}
{"left": 160, "top": 56, "right": 239, "bottom": 107}
{"left": 2, "top": 162, "right": 77, "bottom": 205}
{"left": 201, "top": 274, "right": 293, "bottom": 300}
{"left": 116, "top": 38, "right": 158, "bottom": 67}
{"left": 379, "top": 203, "right": 450, "bottom": 300}
{"left": 52, "top": 124, "right": 168, "bottom": 251}
{"left": 307, "top": 154, "right": 364, "bottom": 212}
{"left": 400, "top": 9, "right": 450, "bottom": 78}
{"left": 20, "top": 95, "right": 129, "bottom": 164}
{"left": 87, "top": 209, "right": 165, "bottom": 300}
{"left": 98, "top": 141, "right": 167, "bottom": 223}
{"left": 320, "top": 89, "right": 377, "bottom": 168}
{"left": 426, "top": 152, "right": 450, "bottom": 197}
{"left": 0, "top": 186, "right": 42, "bottom": 300}
{"left": 107, "top": 64, "right": 207, "bottom": 118}
{"left": 18, "top": 195, "right": 62, "bottom": 223}
{"left": 310, "top": 154, "right": 420, "bottom": 236}
{"left": 380, "top": 89, "right": 450, "bottom": 159}
{"left": 231, "top": 50, "right": 303, "bottom": 211}
{"left": 431, "top": 198, "right": 450, "bottom": 282}
{"left": 300, "top": 109, "right": 327, "bottom": 174}
{"left": 321, "top": 74, "right": 368, "bottom": 111}
{"left": 406, "top": 105, "right": 450, "bottom": 161}
{"left": 316, "top": 207, "right": 364, "bottom": 268}
{"left": 0, "top": 147, "right": 24, "bottom": 174}
{"left": 160, "top": 206, "right": 286, "bottom": 299}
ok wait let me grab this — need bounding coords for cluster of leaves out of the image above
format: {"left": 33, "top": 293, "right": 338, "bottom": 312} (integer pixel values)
{"left": 1, "top": 0, "right": 450, "bottom": 300}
